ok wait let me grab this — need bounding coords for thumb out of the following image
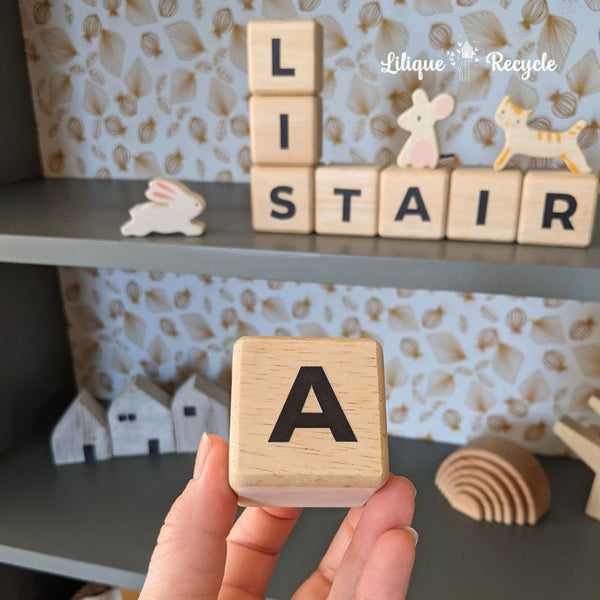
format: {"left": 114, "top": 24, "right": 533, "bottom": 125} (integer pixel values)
{"left": 140, "top": 434, "right": 237, "bottom": 600}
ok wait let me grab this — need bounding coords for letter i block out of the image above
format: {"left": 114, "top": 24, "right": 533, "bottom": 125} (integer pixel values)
{"left": 229, "top": 337, "right": 389, "bottom": 507}
{"left": 378, "top": 166, "right": 450, "bottom": 239}
{"left": 447, "top": 168, "right": 523, "bottom": 243}
{"left": 250, "top": 95, "right": 322, "bottom": 165}
{"left": 517, "top": 171, "right": 598, "bottom": 247}
{"left": 250, "top": 166, "right": 314, "bottom": 233}
{"left": 248, "top": 19, "right": 323, "bottom": 95}
{"left": 315, "top": 164, "right": 381, "bottom": 236}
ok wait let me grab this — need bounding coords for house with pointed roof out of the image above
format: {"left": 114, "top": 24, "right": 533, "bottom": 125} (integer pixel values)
{"left": 172, "top": 374, "right": 230, "bottom": 453}
{"left": 108, "top": 375, "right": 175, "bottom": 457}
{"left": 51, "top": 389, "right": 112, "bottom": 465}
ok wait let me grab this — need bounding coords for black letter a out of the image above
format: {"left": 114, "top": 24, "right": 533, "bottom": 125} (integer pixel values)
{"left": 269, "top": 366, "right": 357, "bottom": 442}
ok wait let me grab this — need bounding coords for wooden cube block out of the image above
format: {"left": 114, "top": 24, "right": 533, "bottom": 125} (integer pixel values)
{"left": 250, "top": 95, "right": 321, "bottom": 166}
{"left": 446, "top": 169, "right": 523, "bottom": 243}
{"left": 248, "top": 19, "right": 323, "bottom": 95}
{"left": 229, "top": 337, "right": 389, "bottom": 507}
{"left": 315, "top": 164, "right": 381, "bottom": 236}
{"left": 250, "top": 166, "right": 314, "bottom": 233}
{"left": 517, "top": 171, "right": 598, "bottom": 247}
{"left": 378, "top": 166, "right": 450, "bottom": 239}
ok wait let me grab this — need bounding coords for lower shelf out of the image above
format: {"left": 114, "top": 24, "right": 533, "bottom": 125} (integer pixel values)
{"left": 0, "top": 436, "right": 597, "bottom": 599}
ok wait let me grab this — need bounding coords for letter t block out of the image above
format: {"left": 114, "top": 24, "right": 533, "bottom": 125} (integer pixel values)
{"left": 229, "top": 337, "right": 389, "bottom": 507}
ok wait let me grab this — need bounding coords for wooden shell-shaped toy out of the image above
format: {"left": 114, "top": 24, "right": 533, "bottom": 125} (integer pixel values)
{"left": 396, "top": 88, "right": 455, "bottom": 169}
{"left": 435, "top": 435, "right": 550, "bottom": 526}
{"left": 120, "top": 178, "right": 206, "bottom": 237}
{"left": 493, "top": 96, "right": 591, "bottom": 174}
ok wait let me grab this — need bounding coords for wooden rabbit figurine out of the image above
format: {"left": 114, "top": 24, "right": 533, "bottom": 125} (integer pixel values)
{"left": 493, "top": 96, "right": 591, "bottom": 174}
{"left": 396, "top": 88, "right": 455, "bottom": 169}
{"left": 121, "top": 178, "right": 206, "bottom": 237}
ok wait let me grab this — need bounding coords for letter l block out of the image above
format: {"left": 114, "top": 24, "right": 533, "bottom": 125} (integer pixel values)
{"left": 229, "top": 337, "right": 388, "bottom": 507}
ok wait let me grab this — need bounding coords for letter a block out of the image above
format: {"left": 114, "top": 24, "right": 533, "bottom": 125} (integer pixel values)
{"left": 250, "top": 95, "right": 322, "bottom": 165}
{"left": 378, "top": 166, "right": 450, "bottom": 239}
{"left": 248, "top": 20, "right": 323, "bottom": 95}
{"left": 229, "top": 337, "right": 388, "bottom": 507}
{"left": 517, "top": 171, "right": 598, "bottom": 247}
{"left": 250, "top": 166, "right": 314, "bottom": 233}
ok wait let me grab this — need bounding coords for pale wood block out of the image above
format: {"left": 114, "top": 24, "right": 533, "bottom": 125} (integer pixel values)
{"left": 517, "top": 171, "right": 598, "bottom": 247}
{"left": 554, "top": 399, "right": 600, "bottom": 521}
{"left": 315, "top": 164, "right": 381, "bottom": 236}
{"left": 446, "top": 168, "right": 522, "bottom": 243}
{"left": 248, "top": 19, "right": 323, "bottom": 95}
{"left": 378, "top": 166, "right": 450, "bottom": 239}
{"left": 51, "top": 389, "right": 112, "bottom": 465}
{"left": 250, "top": 95, "right": 321, "bottom": 166}
{"left": 229, "top": 336, "right": 389, "bottom": 507}
{"left": 108, "top": 376, "right": 175, "bottom": 457}
{"left": 251, "top": 166, "right": 314, "bottom": 233}
{"left": 435, "top": 435, "right": 551, "bottom": 525}
{"left": 172, "top": 374, "right": 230, "bottom": 453}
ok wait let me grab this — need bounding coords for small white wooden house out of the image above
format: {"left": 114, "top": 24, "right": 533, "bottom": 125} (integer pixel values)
{"left": 51, "top": 389, "right": 112, "bottom": 465}
{"left": 172, "top": 374, "right": 230, "bottom": 452}
{"left": 108, "top": 375, "right": 175, "bottom": 457}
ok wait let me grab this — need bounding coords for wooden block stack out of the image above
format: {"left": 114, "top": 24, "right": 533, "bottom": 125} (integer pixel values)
{"left": 248, "top": 20, "right": 323, "bottom": 234}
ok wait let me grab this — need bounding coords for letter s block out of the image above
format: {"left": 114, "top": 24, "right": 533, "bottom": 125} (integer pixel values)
{"left": 229, "top": 337, "right": 389, "bottom": 507}
{"left": 517, "top": 171, "right": 598, "bottom": 247}
{"left": 248, "top": 19, "right": 323, "bottom": 95}
{"left": 250, "top": 166, "right": 314, "bottom": 233}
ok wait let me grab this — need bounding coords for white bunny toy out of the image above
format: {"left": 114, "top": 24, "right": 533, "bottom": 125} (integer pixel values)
{"left": 120, "top": 178, "right": 206, "bottom": 237}
{"left": 396, "top": 88, "right": 455, "bottom": 169}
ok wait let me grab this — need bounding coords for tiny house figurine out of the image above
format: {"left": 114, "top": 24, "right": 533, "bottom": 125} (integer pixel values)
{"left": 51, "top": 389, "right": 112, "bottom": 465}
{"left": 396, "top": 88, "right": 455, "bottom": 169}
{"left": 553, "top": 396, "right": 600, "bottom": 521}
{"left": 172, "top": 374, "right": 230, "bottom": 453}
{"left": 108, "top": 375, "right": 175, "bottom": 457}
{"left": 120, "top": 178, "right": 206, "bottom": 237}
{"left": 493, "top": 96, "right": 591, "bottom": 174}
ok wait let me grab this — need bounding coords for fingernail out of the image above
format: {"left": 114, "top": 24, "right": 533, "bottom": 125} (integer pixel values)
{"left": 194, "top": 433, "right": 211, "bottom": 478}
{"left": 402, "top": 526, "right": 419, "bottom": 546}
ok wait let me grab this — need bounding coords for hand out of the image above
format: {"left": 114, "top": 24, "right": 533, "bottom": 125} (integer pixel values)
{"left": 140, "top": 434, "right": 417, "bottom": 600}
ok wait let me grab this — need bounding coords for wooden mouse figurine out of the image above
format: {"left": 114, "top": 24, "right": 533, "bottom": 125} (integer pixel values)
{"left": 396, "top": 88, "right": 455, "bottom": 169}
{"left": 121, "top": 178, "right": 206, "bottom": 237}
{"left": 493, "top": 96, "right": 591, "bottom": 174}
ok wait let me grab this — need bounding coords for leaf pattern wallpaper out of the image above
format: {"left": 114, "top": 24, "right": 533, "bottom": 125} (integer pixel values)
{"left": 19, "top": 1, "right": 600, "bottom": 453}
{"left": 20, "top": 0, "right": 600, "bottom": 178}
{"left": 60, "top": 268, "right": 600, "bottom": 455}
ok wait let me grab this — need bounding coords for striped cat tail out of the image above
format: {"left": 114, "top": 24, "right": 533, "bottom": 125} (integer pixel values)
{"left": 569, "top": 119, "right": 587, "bottom": 135}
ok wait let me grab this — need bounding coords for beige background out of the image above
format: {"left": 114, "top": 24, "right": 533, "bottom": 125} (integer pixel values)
{"left": 17, "top": 1, "right": 600, "bottom": 453}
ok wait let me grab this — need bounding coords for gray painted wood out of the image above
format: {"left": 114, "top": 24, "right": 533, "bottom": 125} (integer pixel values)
{"left": 0, "top": 2, "right": 41, "bottom": 185}
{"left": 172, "top": 375, "right": 230, "bottom": 452}
{"left": 51, "top": 390, "right": 112, "bottom": 465}
{"left": 108, "top": 376, "right": 175, "bottom": 457}
{"left": 0, "top": 436, "right": 598, "bottom": 598}
{"left": 0, "top": 179, "right": 599, "bottom": 300}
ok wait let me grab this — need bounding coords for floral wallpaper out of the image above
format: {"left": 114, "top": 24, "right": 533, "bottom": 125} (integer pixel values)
{"left": 20, "top": 0, "right": 600, "bottom": 180}
{"left": 60, "top": 267, "right": 600, "bottom": 455}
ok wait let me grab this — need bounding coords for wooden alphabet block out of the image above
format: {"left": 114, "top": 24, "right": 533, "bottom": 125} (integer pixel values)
{"left": 249, "top": 95, "right": 321, "bottom": 166}
{"left": 315, "top": 164, "right": 381, "bottom": 236}
{"left": 517, "top": 171, "right": 598, "bottom": 247}
{"left": 446, "top": 168, "right": 523, "bottom": 243}
{"left": 248, "top": 19, "right": 323, "bottom": 95}
{"left": 378, "top": 166, "right": 450, "bottom": 239}
{"left": 229, "top": 337, "right": 388, "bottom": 507}
{"left": 250, "top": 166, "right": 314, "bottom": 233}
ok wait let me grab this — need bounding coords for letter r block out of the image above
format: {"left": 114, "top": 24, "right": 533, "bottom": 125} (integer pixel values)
{"left": 248, "top": 19, "right": 323, "bottom": 95}
{"left": 229, "top": 337, "right": 389, "bottom": 507}
{"left": 517, "top": 171, "right": 598, "bottom": 247}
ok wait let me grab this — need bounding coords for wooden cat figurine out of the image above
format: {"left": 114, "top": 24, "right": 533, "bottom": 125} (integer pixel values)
{"left": 493, "top": 96, "right": 591, "bottom": 174}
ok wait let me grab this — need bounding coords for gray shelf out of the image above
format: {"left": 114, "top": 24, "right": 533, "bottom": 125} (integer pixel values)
{"left": 0, "top": 435, "right": 597, "bottom": 599}
{"left": 0, "top": 178, "right": 599, "bottom": 300}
